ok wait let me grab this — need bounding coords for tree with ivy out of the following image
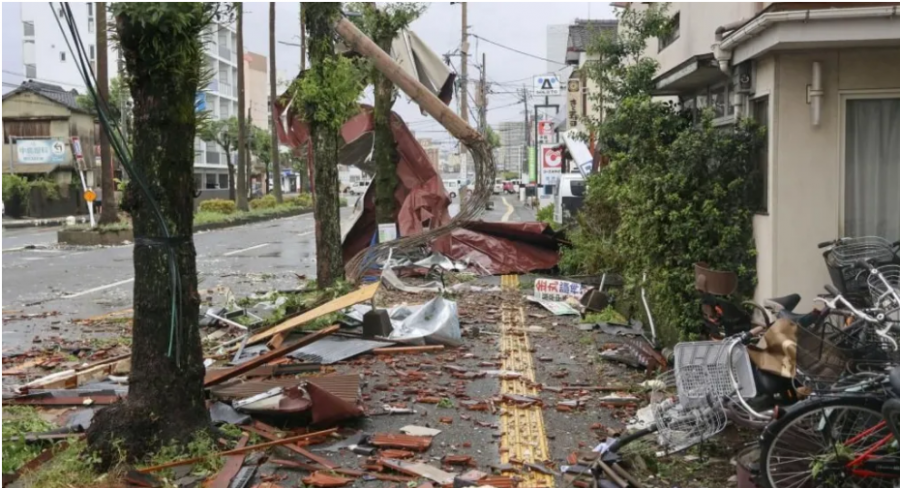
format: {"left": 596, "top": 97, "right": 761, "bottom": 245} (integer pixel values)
{"left": 348, "top": 3, "right": 425, "bottom": 225}
{"left": 199, "top": 117, "right": 240, "bottom": 201}
{"left": 76, "top": 76, "right": 129, "bottom": 121}
{"left": 292, "top": 3, "right": 366, "bottom": 288}
{"left": 85, "top": 2, "right": 231, "bottom": 467}
{"left": 564, "top": 3, "right": 763, "bottom": 344}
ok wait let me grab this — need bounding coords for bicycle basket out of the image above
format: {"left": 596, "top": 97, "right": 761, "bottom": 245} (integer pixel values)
{"left": 674, "top": 341, "right": 757, "bottom": 403}
{"left": 868, "top": 264, "right": 900, "bottom": 311}
{"left": 653, "top": 396, "right": 727, "bottom": 454}
{"left": 794, "top": 323, "right": 850, "bottom": 387}
{"left": 826, "top": 236, "right": 896, "bottom": 268}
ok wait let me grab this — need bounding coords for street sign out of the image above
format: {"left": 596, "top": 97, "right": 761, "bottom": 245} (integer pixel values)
{"left": 538, "top": 120, "right": 554, "bottom": 137}
{"left": 527, "top": 146, "right": 536, "bottom": 183}
{"left": 15, "top": 139, "right": 66, "bottom": 164}
{"left": 533, "top": 74, "right": 561, "bottom": 95}
{"left": 84, "top": 189, "right": 97, "bottom": 202}
{"left": 540, "top": 144, "right": 563, "bottom": 186}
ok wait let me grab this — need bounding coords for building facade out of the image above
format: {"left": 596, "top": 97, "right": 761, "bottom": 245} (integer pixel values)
{"left": 495, "top": 121, "right": 527, "bottom": 174}
{"left": 628, "top": 2, "right": 900, "bottom": 308}
{"left": 417, "top": 138, "right": 441, "bottom": 173}
{"left": 244, "top": 52, "right": 268, "bottom": 130}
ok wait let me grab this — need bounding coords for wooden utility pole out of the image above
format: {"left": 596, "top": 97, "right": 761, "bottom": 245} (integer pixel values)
{"left": 458, "top": 2, "right": 469, "bottom": 182}
{"left": 96, "top": 1, "right": 117, "bottom": 224}
{"left": 479, "top": 53, "right": 487, "bottom": 136}
{"left": 299, "top": 3, "right": 306, "bottom": 71}
{"left": 270, "top": 2, "right": 282, "bottom": 202}
{"left": 236, "top": 3, "right": 248, "bottom": 210}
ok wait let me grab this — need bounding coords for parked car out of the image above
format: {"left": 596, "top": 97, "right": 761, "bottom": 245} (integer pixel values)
{"left": 493, "top": 178, "right": 503, "bottom": 195}
{"left": 552, "top": 173, "right": 586, "bottom": 225}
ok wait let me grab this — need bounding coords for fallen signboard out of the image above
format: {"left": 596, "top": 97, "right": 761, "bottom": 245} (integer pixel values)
{"left": 526, "top": 296, "right": 580, "bottom": 316}
{"left": 533, "top": 278, "right": 585, "bottom": 302}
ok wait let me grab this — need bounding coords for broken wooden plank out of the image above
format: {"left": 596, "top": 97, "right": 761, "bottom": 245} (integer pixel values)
{"left": 137, "top": 428, "right": 337, "bottom": 473}
{"left": 204, "top": 326, "right": 339, "bottom": 387}
{"left": 3, "top": 394, "right": 123, "bottom": 406}
{"left": 240, "top": 424, "right": 337, "bottom": 469}
{"left": 372, "top": 345, "right": 445, "bottom": 355}
{"left": 18, "top": 357, "right": 131, "bottom": 392}
{"left": 247, "top": 283, "right": 379, "bottom": 345}
{"left": 207, "top": 433, "right": 249, "bottom": 488}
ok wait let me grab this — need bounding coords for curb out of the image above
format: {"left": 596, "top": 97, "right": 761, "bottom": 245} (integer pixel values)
{"left": 3, "top": 216, "right": 89, "bottom": 229}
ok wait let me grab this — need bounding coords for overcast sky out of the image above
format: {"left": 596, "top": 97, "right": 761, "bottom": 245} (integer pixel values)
{"left": 243, "top": 2, "right": 615, "bottom": 149}
{"left": 3, "top": 2, "right": 615, "bottom": 150}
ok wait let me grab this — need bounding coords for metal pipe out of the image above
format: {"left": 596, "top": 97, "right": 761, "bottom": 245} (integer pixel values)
{"left": 810, "top": 61, "right": 822, "bottom": 127}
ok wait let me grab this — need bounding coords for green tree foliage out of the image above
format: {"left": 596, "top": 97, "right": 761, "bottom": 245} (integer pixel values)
{"left": 348, "top": 2, "right": 425, "bottom": 224}
{"left": 485, "top": 125, "right": 501, "bottom": 149}
{"left": 76, "top": 76, "right": 129, "bottom": 120}
{"left": 565, "top": 4, "right": 764, "bottom": 345}
{"left": 249, "top": 125, "right": 272, "bottom": 193}
{"left": 199, "top": 116, "right": 239, "bottom": 200}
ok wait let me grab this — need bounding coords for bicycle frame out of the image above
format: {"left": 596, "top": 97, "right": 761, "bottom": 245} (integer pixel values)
{"left": 843, "top": 423, "right": 899, "bottom": 478}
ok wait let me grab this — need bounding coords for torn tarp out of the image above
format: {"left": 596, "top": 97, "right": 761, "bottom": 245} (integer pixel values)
{"left": 387, "top": 296, "right": 461, "bottom": 347}
{"left": 432, "top": 221, "right": 562, "bottom": 275}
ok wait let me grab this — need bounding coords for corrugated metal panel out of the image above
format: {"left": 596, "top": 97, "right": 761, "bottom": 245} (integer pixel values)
{"left": 209, "top": 374, "right": 359, "bottom": 404}
{"left": 288, "top": 336, "right": 392, "bottom": 364}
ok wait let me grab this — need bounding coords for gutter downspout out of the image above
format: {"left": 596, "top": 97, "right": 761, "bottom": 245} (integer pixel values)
{"left": 712, "top": 6, "right": 899, "bottom": 75}
{"left": 712, "top": 19, "right": 748, "bottom": 75}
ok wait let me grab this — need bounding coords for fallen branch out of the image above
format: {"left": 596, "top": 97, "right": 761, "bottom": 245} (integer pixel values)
{"left": 137, "top": 428, "right": 337, "bottom": 473}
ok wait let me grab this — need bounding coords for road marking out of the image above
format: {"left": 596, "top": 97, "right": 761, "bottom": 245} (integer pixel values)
{"left": 501, "top": 197, "right": 515, "bottom": 222}
{"left": 223, "top": 243, "right": 270, "bottom": 256}
{"left": 2, "top": 247, "right": 26, "bottom": 253}
{"left": 62, "top": 278, "right": 134, "bottom": 299}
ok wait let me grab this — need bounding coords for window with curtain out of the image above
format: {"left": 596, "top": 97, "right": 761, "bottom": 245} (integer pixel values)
{"left": 844, "top": 98, "right": 900, "bottom": 240}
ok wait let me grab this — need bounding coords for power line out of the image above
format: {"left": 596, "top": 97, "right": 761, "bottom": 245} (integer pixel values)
{"left": 469, "top": 33, "right": 567, "bottom": 66}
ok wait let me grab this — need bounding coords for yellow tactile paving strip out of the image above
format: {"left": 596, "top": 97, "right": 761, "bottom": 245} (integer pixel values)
{"left": 499, "top": 275, "right": 554, "bottom": 488}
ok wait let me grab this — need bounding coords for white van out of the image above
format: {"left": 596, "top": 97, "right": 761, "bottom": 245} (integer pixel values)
{"left": 552, "top": 174, "right": 586, "bottom": 225}
{"left": 348, "top": 180, "right": 371, "bottom": 196}
{"left": 493, "top": 178, "right": 503, "bottom": 195}
{"left": 443, "top": 179, "right": 461, "bottom": 199}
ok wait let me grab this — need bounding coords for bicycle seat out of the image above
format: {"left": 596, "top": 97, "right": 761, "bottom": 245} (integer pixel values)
{"left": 765, "top": 294, "right": 801, "bottom": 313}
{"left": 891, "top": 366, "right": 900, "bottom": 395}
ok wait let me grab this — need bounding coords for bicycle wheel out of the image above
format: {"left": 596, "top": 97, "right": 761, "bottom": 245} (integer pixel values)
{"left": 759, "top": 396, "right": 900, "bottom": 488}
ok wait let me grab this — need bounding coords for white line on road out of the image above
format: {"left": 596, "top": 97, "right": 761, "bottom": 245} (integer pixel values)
{"left": 223, "top": 243, "right": 270, "bottom": 256}
{"left": 62, "top": 278, "right": 134, "bottom": 299}
{"left": 501, "top": 197, "right": 515, "bottom": 222}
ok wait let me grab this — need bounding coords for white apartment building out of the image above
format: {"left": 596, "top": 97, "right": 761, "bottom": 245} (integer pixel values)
{"left": 8, "top": 3, "right": 240, "bottom": 195}
{"left": 496, "top": 121, "right": 527, "bottom": 174}
{"left": 627, "top": 2, "right": 900, "bottom": 308}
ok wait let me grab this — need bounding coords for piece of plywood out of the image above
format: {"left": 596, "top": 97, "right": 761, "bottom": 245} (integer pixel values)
{"left": 248, "top": 283, "right": 380, "bottom": 345}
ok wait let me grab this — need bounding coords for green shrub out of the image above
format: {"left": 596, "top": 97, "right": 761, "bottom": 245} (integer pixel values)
{"left": 3, "top": 406, "right": 55, "bottom": 474}
{"left": 290, "top": 192, "right": 313, "bottom": 208}
{"left": 28, "top": 179, "right": 60, "bottom": 200}
{"left": 198, "top": 198, "right": 236, "bottom": 214}
{"left": 2, "top": 174, "right": 29, "bottom": 207}
{"left": 249, "top": 194, "right": 277, "bottom": 210}
{"left": 536, "top": 203, "right": 555, "bottom": 227}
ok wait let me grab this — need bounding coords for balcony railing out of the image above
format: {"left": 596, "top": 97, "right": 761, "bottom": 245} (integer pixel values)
{"left": 218, "top": 45, "right": 232, "bottom": 61}
{"left": 206, "top": 151, "right": 220, "bottom": 165}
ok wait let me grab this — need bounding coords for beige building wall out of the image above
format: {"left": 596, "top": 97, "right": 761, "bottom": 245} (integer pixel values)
{"left": 244, "top": 52, "right": 268, "bottom": 130}
{"left": 760, "top": 47, "right": 900, "bottom": 307}
{"left": 635, "top": 3, "right": 762, "bottom": 75}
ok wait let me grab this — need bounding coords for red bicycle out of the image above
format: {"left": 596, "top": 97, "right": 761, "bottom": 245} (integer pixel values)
{"left": 758, "top": 367, "right": 900, "bottom": 488}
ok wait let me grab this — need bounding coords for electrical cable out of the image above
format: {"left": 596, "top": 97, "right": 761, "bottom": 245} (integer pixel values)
{"left": 52, "top": 2, "right": 185, "bottom": 364}
{"left": 469, "top": 33, "right": 567, "bottom": 66}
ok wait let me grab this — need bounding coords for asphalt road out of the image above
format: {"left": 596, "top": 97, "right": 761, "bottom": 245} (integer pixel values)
{"left": 1, "top": 195, "right": 531, "bottom": 353}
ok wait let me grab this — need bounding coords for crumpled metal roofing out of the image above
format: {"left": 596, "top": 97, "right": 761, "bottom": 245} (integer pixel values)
{"left": 288, "top": 335, "right": 392, "bottom": 364}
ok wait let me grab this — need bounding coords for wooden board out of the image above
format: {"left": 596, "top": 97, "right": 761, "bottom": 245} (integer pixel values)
{"left": 20, "top": 357, "right": 131, "bottom": 391}
{"left": 248, "top": 283, "right": 380, "bottom": 345}
{"left": 204, "top": 326, "right": 339, "bottom": 387}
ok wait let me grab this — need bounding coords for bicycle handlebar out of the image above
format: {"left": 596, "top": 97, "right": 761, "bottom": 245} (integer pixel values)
{"left": 824, "top": 284, "right": 841, "bottom": 297}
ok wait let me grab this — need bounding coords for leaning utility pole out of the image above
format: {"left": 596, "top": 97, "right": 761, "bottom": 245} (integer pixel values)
{"left": 96, "top": 1, "right": 118, "bottom": 224}
{"left": 270, "top": 2, "right": 282, "bottom": 202}
{"left": 458, "top": 2, "right": 468, "bottom": 181}
{"left": 521, "top": 85, "right": 529, "bottom": 179}
{"left": 236, "top": 3, "right": 248, "bottom": 210}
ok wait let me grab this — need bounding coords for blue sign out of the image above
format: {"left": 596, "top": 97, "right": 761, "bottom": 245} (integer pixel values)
{"left": 16, "top": 139, "right": 66, "bottom": 164}
{"left": 195, "top": 92, "right": 207, "bottom": 112}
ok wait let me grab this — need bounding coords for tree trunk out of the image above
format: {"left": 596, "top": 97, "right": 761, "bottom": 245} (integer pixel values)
{"left": 305, "top": 3, "right": 344, "bottom": 289}
{"left": 312, "top": 127, "right": 343, "bottom": 288}
{"left": 97, "top": 1, "right": 119, "bottom": 224}
{"left": 372, "top": 29, "right": 398, "bottom": 225}
{"left": 227, "top": 155, "right": 236, "bottom": 201}
{"left": 236, "top": 3, "right": 248, "bottom": 211}
{"left": 87, "top": 4, "right": 209, "bottom": 468}
{"left": 270, "top": 2, "right": 283, "bottom": 203}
